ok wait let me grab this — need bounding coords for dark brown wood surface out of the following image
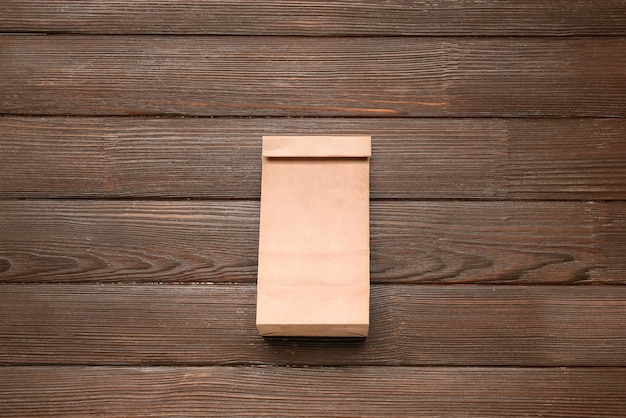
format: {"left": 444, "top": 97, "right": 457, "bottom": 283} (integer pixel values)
{"left": 2, "top": 366, "right": 625, "bottom": 417}
{"left": 2, "top": 117, "right": 625, "bottom": 199}
{"left": 1, "top": 1, "right": 625, "bottom": 416}
{"left": 1, "top": 284, "right": 625, "bottom": 367}
{"left": 1, "top": 201, "right": 624, "bottom": 284}
{"left": 1, "top": 0, "right": 625, "bottom": 36}
{"left": 1, "top": 36, "right": 624, "bottom": 117}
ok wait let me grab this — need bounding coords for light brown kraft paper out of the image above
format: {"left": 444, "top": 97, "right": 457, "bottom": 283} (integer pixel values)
{"left": 256, "top": 136, "right": 371, "bottom": 337}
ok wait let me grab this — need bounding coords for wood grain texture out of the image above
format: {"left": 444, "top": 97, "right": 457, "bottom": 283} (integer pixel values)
{"left": 1, "top": 366, "right": 625, "bottom": 417}
{"left": 506, "top": 118, "right": 626, "bottom": 199}
{"left": 2, "top": 117, "right": 625, "bottom": 199}
{"left": 0, "top": 117, "right": 502, "bottom": 199}
{"left": 1, "top": 284, "right": 625, "bottom": 367}
{"left": 1, "top": 36, "right": 624, "bottom": 117}
{"left": 0, "top": 201, "right": 624, "bottom": 284}
{"left": 1, "top": 0, "right": 625, "bottom": 36}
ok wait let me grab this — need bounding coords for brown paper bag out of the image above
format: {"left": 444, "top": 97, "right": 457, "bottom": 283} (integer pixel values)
{"left": 256, "top": 136, "right": 371, "bottom": 337}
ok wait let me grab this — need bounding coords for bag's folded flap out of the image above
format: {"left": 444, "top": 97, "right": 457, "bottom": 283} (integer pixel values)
{"left": 263, "top": 135, "right": 371, "bottom": 158}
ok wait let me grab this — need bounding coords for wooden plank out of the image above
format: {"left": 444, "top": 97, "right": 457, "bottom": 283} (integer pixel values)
{"left": 2, "top": 117, "right": 625, "bottom": 199}
{"left": 1, "top": 284, "right": 625, "bottom": 366}
{"left": 506, "top": 119, "right": 626, "bottom": 199}
{"left": 1, "top": 36, "right": 624, "bottom": 117}
{"left": 0, "top": 117, "right": 503, "bottom": 199}
{"left": 0, "top": 201, "right": 624, "bottom": 284}
{"left": 602, "top": 203, "right": 626, "bottom": 276}
{"left": 1, "top": 1, "right": 625, "bottom": 36}
{"left": 1, "top": 366, "right": 625, "bottom": 417}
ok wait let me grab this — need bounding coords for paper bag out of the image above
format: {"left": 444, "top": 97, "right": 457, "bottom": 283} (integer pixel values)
{"left": 256, "top": 135, "right": 371, "bottom": 337}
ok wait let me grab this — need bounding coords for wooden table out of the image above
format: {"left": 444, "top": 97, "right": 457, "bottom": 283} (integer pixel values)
{"left": 1, "top": 2, "right": 625, "bottom": 416}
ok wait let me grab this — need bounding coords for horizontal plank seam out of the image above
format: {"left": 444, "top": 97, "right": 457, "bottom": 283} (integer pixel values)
{"left": 2, "top": 283, "right": 626, "bottom": 289}
{"left": 1, "top": 112, "right": 623, "bottom": 119}
{"left": 1, "top": 115, "right": 623, "bottom": 120}
{"left": 1, "top": 197, "right": 625, "bottom": 203}
{"left": 1, "top": 364, "right": 624, "bottom": 370}
{"left": 4, "top": 281, "right": 625, "bottom": 286}
{"left": 3, "top": 32, "right": 626, "bottom": 38}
